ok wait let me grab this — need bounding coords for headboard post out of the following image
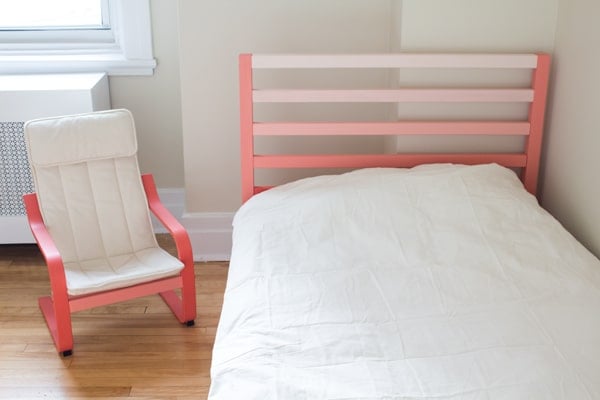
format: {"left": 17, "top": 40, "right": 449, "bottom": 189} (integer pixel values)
{"left": 239, "top": 54, "right": 254, "bottom": 203}
{"left": 522, "top": 53, "right": 551, "bottom": 195}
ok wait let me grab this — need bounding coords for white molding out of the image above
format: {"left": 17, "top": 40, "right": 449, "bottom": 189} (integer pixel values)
{"left": 111, "top": 0, "right": 154, "bottom": 61}
{"left": 0, "top": 0, "right": 156, "bottom": 76}
{"left": 182, "top": 212, "right": 234, "bottom": 262}
{"left": 152, "top": 189, "right": 233, "bottom": 262}
{"left": 151, "top": 188, "right": 185, "bottom": 234}
{"left": 0, "top": 54, "right": 156, "bottom": 76}
{"left": 0, "top": 216, "right": 34, "bottom": 243}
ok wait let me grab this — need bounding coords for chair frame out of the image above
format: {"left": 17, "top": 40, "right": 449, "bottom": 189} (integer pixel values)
{"left": 23, "top": 173, "right": 196, "bottom": 357}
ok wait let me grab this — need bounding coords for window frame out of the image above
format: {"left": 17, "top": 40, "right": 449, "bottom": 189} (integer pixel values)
{"left": 0, "top": 0, "right": 156, "bottom": 76}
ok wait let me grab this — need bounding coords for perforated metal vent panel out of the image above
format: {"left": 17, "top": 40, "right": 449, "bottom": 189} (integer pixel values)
{"left": 0, "top": 122, "right": 34, "bottom": 216}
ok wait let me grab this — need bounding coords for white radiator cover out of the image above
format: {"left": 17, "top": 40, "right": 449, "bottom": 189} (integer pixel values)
{"left": 0, "top": 73, "right": 110, "bottom": 243}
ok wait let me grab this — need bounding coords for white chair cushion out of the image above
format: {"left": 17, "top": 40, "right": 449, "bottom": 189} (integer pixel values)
{"left": 65, "top": 247, "right": 183, "bottom": 297}
{"left": 24, "top": 109, "right": 183, "bottom": 296}
{"left": 25, "top": 109, "right": 137, "bottom": 166}
{"left": 31, "top": 156, "right": 159, "bottom": 263}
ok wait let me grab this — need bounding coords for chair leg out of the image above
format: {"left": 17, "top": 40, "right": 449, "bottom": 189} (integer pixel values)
{"left": 180, "top": 264, "right": 197, "bottom": 324}
{"left": 160, "top": 264, "right": 197, "bottom": 325}
{"left": 39, "top": 295, "right": 73, "bottom": 356}
{"left": 159, "top": 290, "right": 184, "bottom": 322}
{"left": 159, "top": 289, "right": 195, "bottom": 326}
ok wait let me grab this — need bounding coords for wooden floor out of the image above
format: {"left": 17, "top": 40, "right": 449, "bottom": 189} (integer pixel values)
{"left": 0, "top": 235, "right": 229, "bottom": 399}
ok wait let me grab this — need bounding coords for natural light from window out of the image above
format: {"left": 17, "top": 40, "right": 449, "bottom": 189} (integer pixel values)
{"left": 0, "top": 0, "right": 155, "bottom": 76}
{"left": 0, "top": 0, "right": 105, "bottom": 29}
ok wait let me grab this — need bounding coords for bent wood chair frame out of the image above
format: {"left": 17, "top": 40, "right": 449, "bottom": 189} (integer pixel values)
{"left": 23, "top": 174, "right": 196, "bottom": 356}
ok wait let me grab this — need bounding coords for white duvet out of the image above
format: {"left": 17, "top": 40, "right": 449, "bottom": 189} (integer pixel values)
{"left": 209, "top": 164, "right": 600, "bottom": 399}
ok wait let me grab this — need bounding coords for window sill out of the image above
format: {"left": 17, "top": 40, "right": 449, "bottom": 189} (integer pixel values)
{"left": 0, "top": 52, "right": 156, "bottom": 76}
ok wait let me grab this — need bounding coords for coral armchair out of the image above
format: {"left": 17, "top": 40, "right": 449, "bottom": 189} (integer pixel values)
{"left": 22, "top": 109, "right": 196, "bottom": 356}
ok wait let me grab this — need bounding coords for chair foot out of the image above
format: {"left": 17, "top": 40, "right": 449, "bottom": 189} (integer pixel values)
{"left": 185, "top": 320, "right": 195, "bottom": 327}
{"left": 39, "top": 296, "right": 74, "bottom": 356}
{"left": 160, "top": 290, "right": 196, "bottom": 324}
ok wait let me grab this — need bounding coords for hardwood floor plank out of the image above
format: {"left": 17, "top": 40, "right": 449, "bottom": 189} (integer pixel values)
{"left": 0, "top": 376, "right": 205, "bottom": 388}
{"left": 130, "top": 385, "right": 210, "bottom": 398}
{"left": 0, "top": 387, "right": 132, "bottom": 399}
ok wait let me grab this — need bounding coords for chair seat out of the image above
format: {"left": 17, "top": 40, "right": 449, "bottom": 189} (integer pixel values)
{"left": 64, "top": 247, "right": 184, "bottom": 297}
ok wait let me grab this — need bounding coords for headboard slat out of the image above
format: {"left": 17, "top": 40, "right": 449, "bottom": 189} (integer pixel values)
{"left": 253, "top": 122, "right": 531, "bottom": 136}
{"left": 254, "top": 153, "right": 527, "bottom": 169}
{"left": 253, "top": 89, "right": 534, "bottom": 103}
{"left": 251, "top": 53, "right": 539, "bottom": 69}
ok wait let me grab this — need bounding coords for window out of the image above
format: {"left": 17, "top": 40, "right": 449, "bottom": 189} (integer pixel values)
{"left": 0, "top": 0, "right": 156, "bottom": 76}
{"left": 0, "top": 0, "right": 107, "bottom": 30}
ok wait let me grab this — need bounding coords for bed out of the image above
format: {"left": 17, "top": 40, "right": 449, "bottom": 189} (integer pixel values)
{"left": 208, "top": 53, "right": 600, "bottom": 399}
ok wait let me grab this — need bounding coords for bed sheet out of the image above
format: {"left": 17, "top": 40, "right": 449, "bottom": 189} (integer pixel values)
{"left": 209, "top": 164, "right": 600, "bottom": 399}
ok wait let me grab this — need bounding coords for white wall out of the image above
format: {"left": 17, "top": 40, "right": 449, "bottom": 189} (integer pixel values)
{"left": 109, "top": 0, "right": 184, "bottom": 188}
{"left": 398, "top": 0, "right": 558, "bottom": 52}
{"left": 540, "top": 0, "right": 600, "bottom": 256}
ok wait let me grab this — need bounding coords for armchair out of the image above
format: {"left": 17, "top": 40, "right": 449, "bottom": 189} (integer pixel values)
{"left": 22, "top": 109, "right": 196, "bottom": 356}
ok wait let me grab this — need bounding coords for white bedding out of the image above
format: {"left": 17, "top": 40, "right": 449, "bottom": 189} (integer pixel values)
{"left": 209, "top": 164, "right": 600, "bottom": 399}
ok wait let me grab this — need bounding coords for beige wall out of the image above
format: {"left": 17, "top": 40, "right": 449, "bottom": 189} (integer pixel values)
{"left": 178, "top": 0, "right": 394, "bottom": 212}
{"left": 398, "top": 0, "right": 558, "bottom": 52}
{"left": 540, "top": 0, "right": 600, "bottom": 256}
{"left": 109, "top": 0, "right": 184, "bottom": 188}
{"left": 391, "top": 0, "right": 558, "bottom": 154}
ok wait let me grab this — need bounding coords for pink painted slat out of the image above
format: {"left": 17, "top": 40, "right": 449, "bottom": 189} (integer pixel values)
{"left": 254, "top": 186, "right": 273, "bottom": 195}
{"left": 251, "top": 54, "right": 539, "bottom": 69}
{"left": 69, "top": 276, "right": 183, "bottom": 313}
{"left": 240, "top": 54, "right": 255, "bottom": 203}
{"left": 254, "top": 153, "right": 527, "bottom": 169}
{"left": 522, "top": 53, "right": 551, "bottom": 195}
{"left": 253, "top": 121, "right": 531, "bottom": 136}
{"left": 253, "top": 88, "right": 534, "bottom": 103}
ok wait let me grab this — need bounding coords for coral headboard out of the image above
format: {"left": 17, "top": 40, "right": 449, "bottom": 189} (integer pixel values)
{"left": 239, "top": 53, "right": 550, "bottom": 203}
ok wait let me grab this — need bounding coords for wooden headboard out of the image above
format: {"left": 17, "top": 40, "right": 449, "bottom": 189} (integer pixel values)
{"left": 239, "top": 53, "right": 550, "bottom": 203}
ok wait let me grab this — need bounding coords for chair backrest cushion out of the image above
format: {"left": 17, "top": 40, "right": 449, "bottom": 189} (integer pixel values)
{"left": 24, "top": 109, "right": 158, "bottom": 263}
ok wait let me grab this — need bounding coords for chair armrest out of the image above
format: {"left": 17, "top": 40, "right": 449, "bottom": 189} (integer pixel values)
{"left": 141, "top": 174, "right": 194, "bottom": 266}
{"left": 22, "top": 193, "right": 69, "bottom": 295}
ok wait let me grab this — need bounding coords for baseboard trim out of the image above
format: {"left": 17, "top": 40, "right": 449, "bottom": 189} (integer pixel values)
{"left": 151, "top": 188, "right": 186, "bottom": 234}
{"left": 182, "top": 212, "right": 233, "bottom": 262}
{"left": 0, "top": 215, "right": 34, "bottom": 243}
{"left": 153, "top": 188, "right": 233, "bottom": 261}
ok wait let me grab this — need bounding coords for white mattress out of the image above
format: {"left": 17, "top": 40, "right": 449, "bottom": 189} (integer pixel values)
{"left": 209, "top": 164, "right": 600, "bottom": 399}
